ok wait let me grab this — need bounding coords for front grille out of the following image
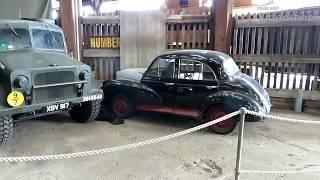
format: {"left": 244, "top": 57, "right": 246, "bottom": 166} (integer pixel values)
{"left": 34, "top": 71, "right": 75, "bottom": 86}
{"left": 34, "top": 85, "right": 77, "bottom": 103}
{"left": 32, "top": 69, "right": 78, "bottom": 103}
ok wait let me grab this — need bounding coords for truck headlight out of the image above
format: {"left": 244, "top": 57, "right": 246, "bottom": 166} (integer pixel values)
{"left": 14, "top": 76, "right": 29, "bottom": 89}
{"left": 79, "top": 70, "right": 90, "bottom": 80}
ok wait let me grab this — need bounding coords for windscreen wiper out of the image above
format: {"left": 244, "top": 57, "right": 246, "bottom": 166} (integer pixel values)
{"left": 6, "top": 22, "right": 22, "bottom": 39}
{"left": 45, "top": 24, "right": 58, "bottom": 47}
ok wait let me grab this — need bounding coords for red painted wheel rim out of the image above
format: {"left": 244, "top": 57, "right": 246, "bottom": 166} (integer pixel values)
{"left": 209, "top": 107, "right": 233, "bottom": 129}
{"left": 113, "top": 98, "right": 129, "bottom": 115}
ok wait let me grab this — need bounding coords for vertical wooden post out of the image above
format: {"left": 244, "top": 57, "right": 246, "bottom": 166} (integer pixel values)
{"left": 60, "top": 0, "right": 81, "bottom": 60}
{"left": 210, "top": 0, "right": 233, "bottom": 53}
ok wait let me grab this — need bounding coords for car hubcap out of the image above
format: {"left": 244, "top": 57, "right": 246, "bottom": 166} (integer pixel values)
{"left": 113, "top": 99, "right": 129, "bottom": 115}
{"left": 210, "top": 108, "right": 233, "bottom": 129}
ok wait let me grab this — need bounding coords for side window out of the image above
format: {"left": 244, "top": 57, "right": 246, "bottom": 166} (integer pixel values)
{"left": 145, "top": 58, "right": 175, "bottom": 79}
{"left": 178, "top": 59, "right": 217, "bottom": 81}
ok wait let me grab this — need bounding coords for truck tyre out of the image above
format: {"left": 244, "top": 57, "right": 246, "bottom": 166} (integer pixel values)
{"left": 0, "top": 116, "right": 14, "bottom": 145}
{"left": 205, "top": 105, "right": 238, "bottom": 135}
{"left": 69, "top": 100, "right": 101, "bottom": 123}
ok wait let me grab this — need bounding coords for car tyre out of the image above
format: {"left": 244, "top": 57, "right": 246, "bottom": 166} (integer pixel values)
{"left": 69, "top": 100, "right": 101, "bottom": 123}
{"left": 205, "top": 105, "right": 238, "bottom": 135}
{"left": 111, "top": 95, "right": 134, "bottom": 119}
{"left": 0, "top": 116, "right": 14, "bottom": 145}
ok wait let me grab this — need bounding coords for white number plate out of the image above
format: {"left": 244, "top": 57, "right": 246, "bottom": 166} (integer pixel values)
{"left": 46, "top": 103, "right": 70, "bottom": 113}
{"left": 83, "top": 94, "right": 103, "bottom": 102}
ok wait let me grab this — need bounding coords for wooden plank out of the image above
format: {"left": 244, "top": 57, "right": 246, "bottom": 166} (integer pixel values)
{"left": 288, "top": 27, "right": 296, "bottom": 55}
{"left": 233, "top": 55, "right": 320, "bottom": 64}
{"left": 282, "top": 27, "right": 289, "bottom": 54}
{"left": 255, "top": 61, "right": 260, "bottom": 82}
{"left": 261, "top": 62, "right": 265, "bottom": 86}
{"left": 273, "top": 62, "right": 279, "bottom": 88}
{"left": 232, "top": 28, "right": 238, "bottom": 55}
{"left": 292, "top": 63, "right": 299, "bottom": 89}
{"left": 280, "top": 62, "right": 285, "bottom": 88}
{"left": 295, "top": 27, "right": 302, "bottom": 55}
{"left": 302, "top": 27, "right": 310, "bottom": 55}
{"left": 83, "top": 49, "right": 120, "bottom": 58}
{"left": 256, "top": 28, "right": 263, "bottom": 54}
{"left": 249, "top": 62, "right": 253, "bottom": 77}
{"left": 244, "top": 28, "right": 250, "bottom": 54}
{"left": 203, "top": 23, "right": 208, "bottom": 49}
{"left": 267, "top": 89, "right": 295, "bottom": 98}
{"left": 267, "top": 62, "right": 272, "bottom": 88}
{"left": 300, "top": 64, "right": 306, "bottom": 89}
{"left": 192, "top": 23, "right": 197, "bottom": 48}
{"left": 250, "top": 28, "right": 256, "bottom": 54}
{"left": 263, "top": 27, "right": 269, "bottom": 54}
{"left": 276, "top": 27, "right": 283, "bottom": 54}
{"left": 81, "top": 16, "right": 120, "bottom": 24}
{"left": 286, "top": 63, "right": 292, "bottom": 89}
{"left": 312, "top": 64, "right": 319, "bottom": 90}
{"left": 315, "top": 27, "right": 320, "bottom": 55}
{"left": 235, "top": 16, "right": 320, "bottom": 27}
{"left": 238, "top": 28, "right": 244, "bottom": 54}
{"left": 181, "top": 24, "right": 186, "bottom": 49}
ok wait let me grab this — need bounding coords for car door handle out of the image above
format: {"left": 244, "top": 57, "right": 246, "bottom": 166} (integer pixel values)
{"left": 205, "top": 85, "right": 218, "bottom": 90}
{"left": 164, "top": 83, "right": 174, "bottom": 86}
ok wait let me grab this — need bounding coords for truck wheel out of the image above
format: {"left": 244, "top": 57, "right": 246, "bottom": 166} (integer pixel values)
{"left": 111, "top": 95, "right": 134, "bottom": 119}
{"left": 0, "top": 116, "right": 14, "bottom": 145}
{"left": 69, "top": 100, "right": 101, "bottom": 123}
{"left": 205, "top": 105, "right": 237, "bottom": 135}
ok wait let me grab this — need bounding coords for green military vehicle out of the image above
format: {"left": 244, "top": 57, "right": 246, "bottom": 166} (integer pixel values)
{"left": 0, "top": 19, "right": 103, "bottom": 144}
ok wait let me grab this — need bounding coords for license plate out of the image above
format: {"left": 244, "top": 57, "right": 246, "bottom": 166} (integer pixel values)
{"left": 46, "top": 103, "right": 70, "bottom": 113}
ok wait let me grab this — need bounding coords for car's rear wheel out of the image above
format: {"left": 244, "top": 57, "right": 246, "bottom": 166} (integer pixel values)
{"left": 112, "top": 95, "right": 134, "bottom": 119}
{"left": 205, "top": 105, "right": 237, "bottom": 135}
{"left": 69, "top": 100, "right": 101, "bottom": 123}
{"left": 0, "top": 116, "right": 14, "bottom": 145}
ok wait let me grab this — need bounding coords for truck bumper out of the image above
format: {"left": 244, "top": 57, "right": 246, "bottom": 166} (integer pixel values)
{"left": 0, "top": 90, "right": 103, "bottom": 117}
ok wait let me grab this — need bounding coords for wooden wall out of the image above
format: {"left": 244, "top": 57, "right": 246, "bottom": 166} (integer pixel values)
{"left": 232, "top": 8, "right": 320, "bottom": 111}
{"left": 80, "top": 16, "right": 120, "bottom": 80}
{"left": 166, "top": 15, "right": 210, "bottom": 50}
{"left": 120, "top": 11, "right": 166, "bottom": 70}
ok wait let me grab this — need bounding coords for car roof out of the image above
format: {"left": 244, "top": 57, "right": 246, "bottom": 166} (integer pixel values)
{"left": 0, "top": 19, "right": 62, "bottom": 32}
{"left": 161, "top": 50, "right": 234, "bottom": 64}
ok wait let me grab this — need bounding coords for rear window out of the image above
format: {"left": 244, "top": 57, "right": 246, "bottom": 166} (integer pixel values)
{"left": 223, "top": 58, "right": 240, "bottom": 76}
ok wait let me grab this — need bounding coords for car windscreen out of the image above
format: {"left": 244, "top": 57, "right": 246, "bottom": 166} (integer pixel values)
{"left": 0, "top": 28, "right": 32, "bottom": 52}
{"left": 31, "top": 29, "right": 65, "bottom": 51}
{"left": 223, "top": 57, "right": 240, "bottom": 76}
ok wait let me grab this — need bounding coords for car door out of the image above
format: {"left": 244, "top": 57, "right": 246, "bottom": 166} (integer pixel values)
{"left": 174, "top": 58, "right": 219, "bottom": 118}
{"left": 138, "top": 57, "right": 176, "bottom": 114}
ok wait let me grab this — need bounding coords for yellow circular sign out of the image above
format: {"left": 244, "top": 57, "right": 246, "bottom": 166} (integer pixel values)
{"left": 7, "top": 91, "right": 25, "bottom": 107}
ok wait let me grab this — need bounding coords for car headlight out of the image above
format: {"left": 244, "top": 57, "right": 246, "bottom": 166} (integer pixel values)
{"left": 79, "top": 70, "right": 90, "bottom": 80}
{"left": 14, "top": 76, "right": 29, "bottom": 89}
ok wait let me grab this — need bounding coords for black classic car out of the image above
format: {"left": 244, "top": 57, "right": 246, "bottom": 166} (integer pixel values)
{"left": 102, "top": 50, "right": 271, "bottom": 134}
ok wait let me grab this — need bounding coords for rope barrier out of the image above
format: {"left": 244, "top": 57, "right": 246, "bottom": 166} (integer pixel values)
{"left": 246, "top": 110, "right": 320, "bottom": 125}
{"left": 0, "top": 111, "right": 240, "bottom": 162}
{"left": 3, "top": 108, "right": 320, "bottom": 179}
{"left": 239, "top": 169, "right": 320, "bottom": 176}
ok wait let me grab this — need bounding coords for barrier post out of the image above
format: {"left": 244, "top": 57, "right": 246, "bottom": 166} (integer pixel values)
{"left": 235, "top": 107, "right": 246, "bottom": 180}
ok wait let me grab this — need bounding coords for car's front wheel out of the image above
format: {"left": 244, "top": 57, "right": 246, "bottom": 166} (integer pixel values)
{"left": 69, "top": 100, "right": 101, "bottom": 123}
{"left": 205, "top": 105, "right": 238, "bottom": 134}
{"left": 0, "top": 116, "right": 14, "bottom": 145}
{"left": 111, "top": 95, "right": 134, "bottom": 119}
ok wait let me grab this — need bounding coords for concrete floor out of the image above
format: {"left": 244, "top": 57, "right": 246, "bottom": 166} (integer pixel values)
{"left": 0, "top": 109, "right": 320, "bottom": 180}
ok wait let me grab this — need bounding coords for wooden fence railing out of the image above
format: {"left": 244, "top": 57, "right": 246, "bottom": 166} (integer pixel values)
{"left": 80, "top": 16, "right": 120, "bottom": 80}
{"left": 232, "top": 9, "right": 320, "bottom": 92}
{"left": 166, "top": 15, "right": 210, "bottom": 50}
